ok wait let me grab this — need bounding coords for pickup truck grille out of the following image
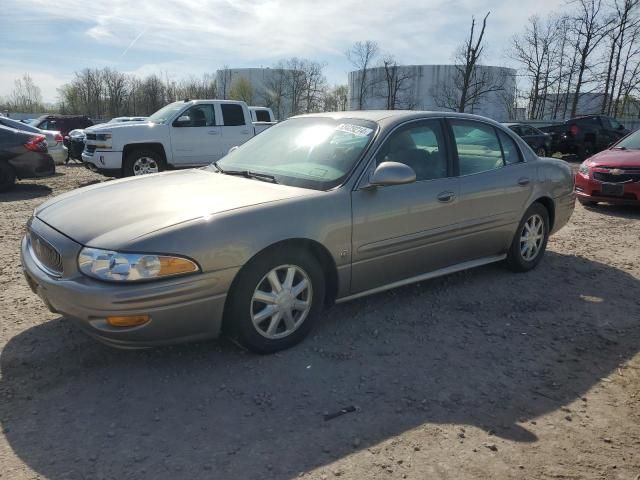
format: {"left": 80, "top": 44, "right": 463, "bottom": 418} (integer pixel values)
{"left": 593, "top": 169, "right": 640, "bottom": 183}
{"left": 85, "top": 133, "right": 96, "bottom": 141}
{"left": 84, "top": 145, "right": 96, "bottom": 154}
{"left": 28, "top": 231, "right": 63, "bottom": 276}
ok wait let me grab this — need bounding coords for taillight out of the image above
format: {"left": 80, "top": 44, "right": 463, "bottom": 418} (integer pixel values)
{"left": 54, "top": 133, "right": 63, "bottom": 143}
{"left": 569, "top": 124, "right": 579, "bottom": 137}
{"left": 24, "top": 134, "right": 47, "bottom": 152}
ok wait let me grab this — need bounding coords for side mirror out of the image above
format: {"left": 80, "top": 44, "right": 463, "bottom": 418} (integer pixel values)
{"left": 173, "top": 115, "right": 191, "bottom": 127}
{"left": 367, "top": 161, "right": 416, "bottom": 188}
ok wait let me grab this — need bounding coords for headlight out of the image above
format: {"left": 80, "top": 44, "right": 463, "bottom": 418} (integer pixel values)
{"left": 78, "top": 247, "right": 199, "bottom": 282}
{"left": 578, "top": 162, "right": 590, "bottom": 177}
{"left": 94, "top": 133, "right": 112, "bottom": 149}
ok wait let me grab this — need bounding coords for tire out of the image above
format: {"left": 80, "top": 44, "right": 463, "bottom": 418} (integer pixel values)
{"left": 535, "top": 147, "right": 547, "bottom": 157}
{"left": 0, "top": 162, "right": 16, "bottom": 192}
{"left": 506, "top": 203, "right": 550, "bottom": 272}
{"left": 225, "top": 247, "right": 326, "bottom": 354}
{"left": 123, "top": 148, "right": 165, "bottom": 177}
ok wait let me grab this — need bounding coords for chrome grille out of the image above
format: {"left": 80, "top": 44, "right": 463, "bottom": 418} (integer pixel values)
{"left": 85, "top": 133, "right": 97, "bottom": 141}
{"left": 84, "top": 144, "right": 96, "bottom": 154}
{"left": 593, "top": 170, "right": 640, "bottom": 183}
{"left": 29, "top": 231, "right": 63, "bottom": 276}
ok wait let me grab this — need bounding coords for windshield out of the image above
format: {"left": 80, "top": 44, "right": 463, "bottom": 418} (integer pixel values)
{"left": 614, "top": 130, "right": 640, "bottom": 150}
{"left": 210, "top": 117, "right": 377, "bottom": 190}
{"left": 148, "top": 102, "right": 185, "bottom": 125}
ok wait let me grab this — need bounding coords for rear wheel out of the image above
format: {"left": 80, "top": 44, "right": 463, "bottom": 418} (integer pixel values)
{"left": 225, "top": 248, "right": 325, "bottom": 354}
{"left": 0, "top": 162, "right": 16, "bottom": 192}
{"left": 123, "top": 149, "right": 165, "bottom": 177}
{"left": 506, "top": 203, "right": 550, "bottom": 272}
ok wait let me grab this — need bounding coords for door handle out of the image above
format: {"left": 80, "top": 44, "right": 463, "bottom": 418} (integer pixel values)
{"left": 518, "top": 177, "right": 530, "bottom": 186}
{"left": 437, "top": 191, "right": 456, "bottom": 202}
{"left": 207, "top": 130, "right": 219, "bottom": 135}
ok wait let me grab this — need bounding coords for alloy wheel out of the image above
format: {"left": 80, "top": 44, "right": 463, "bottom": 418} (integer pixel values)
{"left": 250, "top": 264, "right": 313, "bottom": 340}
{"left": 132, "top": 157, "right": 159, "bottom": 175}
{"left": 520, "top": 213, "right": 545, "bottom": 261}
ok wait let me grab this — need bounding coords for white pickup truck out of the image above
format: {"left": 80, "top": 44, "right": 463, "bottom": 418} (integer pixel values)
{"left": 82, "top": 100, "right": 276, "bottom": 177}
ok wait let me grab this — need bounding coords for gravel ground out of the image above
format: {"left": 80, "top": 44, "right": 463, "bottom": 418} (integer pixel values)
{"left": 1, "top": 165, "right": 639, "bottom": 480}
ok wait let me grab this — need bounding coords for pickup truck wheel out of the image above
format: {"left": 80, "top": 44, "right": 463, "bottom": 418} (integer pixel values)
{"left": 124, "top": 149, "right": 165, "bottom": 177}
{"left": 0, "top": 162, "right": 16, "bottom": 192}
{"left": 225, "top": 248, "right": 325, "bottom": 354}
{"left": 506, "top": 203, "right": 550, "bottom": 273}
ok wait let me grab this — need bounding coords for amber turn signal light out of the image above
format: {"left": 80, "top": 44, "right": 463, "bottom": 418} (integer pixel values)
{"left": 106, "top": 315, "right": 150, "bottom": 327}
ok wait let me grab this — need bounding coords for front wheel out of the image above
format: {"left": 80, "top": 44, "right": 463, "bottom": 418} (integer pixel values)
{"left": 225, "top": 248, "right": 325, "bottom": 354}
{"left": 506, "top": 203, "right": 550, "bottom": 272}
{"left": 123, "top": 149, "right": 165, "bottom": 177}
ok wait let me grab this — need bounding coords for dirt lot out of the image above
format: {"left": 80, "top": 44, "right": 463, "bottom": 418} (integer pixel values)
{"left": 0, "top": 165, "right": 639, "bottom": 480}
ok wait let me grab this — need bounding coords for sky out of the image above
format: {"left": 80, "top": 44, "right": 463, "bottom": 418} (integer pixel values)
{"left": 0, "top": 0, "right": 562, "bottom": 104}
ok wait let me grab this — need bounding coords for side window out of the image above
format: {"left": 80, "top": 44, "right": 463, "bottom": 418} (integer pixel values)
{"left": 173, "top": 105, "right": 215, "bottom": 127}
{"left": 221, "top": 104, "right": 246, "bottom": 126}
{"left": 509, "top": 125, "right": 523, "bottom": 136}
{"left": 522, "top": 126, "right": 536, "bottom": 136}
{"left": 498, "top": 130, "right": 522, "bottom": 164}
{"left": 450, "top": 121, "right": 504, "bottom": 175}
{"left": 255, "top": 110, "right": 271, "bottom": 122}
{"left": 376, "top": 120, "right": 448, "bottom": 181}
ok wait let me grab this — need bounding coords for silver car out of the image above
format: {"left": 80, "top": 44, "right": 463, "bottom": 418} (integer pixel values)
{"left": 0, "top": 116, "right": 68, "bottom": 165}
{"left": 21, "top": 111, "right": 575, "bottom": 353}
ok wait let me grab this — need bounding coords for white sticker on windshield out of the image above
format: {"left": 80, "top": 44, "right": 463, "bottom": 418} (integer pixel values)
{"left": 336, "top": 124, "right": 373, "bottom": 137}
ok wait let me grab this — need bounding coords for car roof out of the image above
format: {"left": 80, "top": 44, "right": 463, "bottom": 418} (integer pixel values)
{"left": 292, "top": 110, "right": 508, "bottom": 129}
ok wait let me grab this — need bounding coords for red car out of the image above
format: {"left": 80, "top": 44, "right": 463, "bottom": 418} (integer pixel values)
{"left": 575, "top": 130, "right": 640, "bottom": 206}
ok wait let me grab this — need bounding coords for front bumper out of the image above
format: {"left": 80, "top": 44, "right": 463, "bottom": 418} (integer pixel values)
{"left": 575, "top": 171, "right": 640, "bottom": 205}
{"left": 21, "top": 218, "right": 236, "bottom": 348}
{"left": 82, "top": 150, "right": 123, "bottom": 175}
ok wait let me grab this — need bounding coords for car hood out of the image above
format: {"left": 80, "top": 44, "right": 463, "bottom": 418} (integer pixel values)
{"left": 85, "top": 122, "right": 155, "bottom": 133}
{"left": 588, "top": 149, "right": 640, "bottom": 167}
{"left": 35, "top": 169, "right": 316, "bottom": 248}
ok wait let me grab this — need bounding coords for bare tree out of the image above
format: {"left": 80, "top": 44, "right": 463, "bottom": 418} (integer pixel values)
{"left": 568, "top": 0, "right": 615, "bottom": 117}
{"left": 346, "top": 40, "right": 379, "bottom": 109}
{"left": 262, "top": 65, "right": 288, "bottom": 120}
{"left": 228, "top": 78, "right": 254, "bottom": 104}
{"left": 379, "top": 56, "right": 415, "bottom": 109}
{"left": 301, "top": 60, "right": 327, "bottom": 113}
{"left": 103, "top": 68, "right": 129, "bottom": 117}
{"left": 7, "top": 73, "right": 44, "bottom": 113}
{"left": 323, "top": 85, "right": 349, "bottom": 111}
{"left": 218, "top": 66, "right": 232, "bottom": 99}
{"left": 433, "top": 12, "right": 508, "bottom": 113}
{"left": 510, "top": 15, "right": 560, "bottom": 119}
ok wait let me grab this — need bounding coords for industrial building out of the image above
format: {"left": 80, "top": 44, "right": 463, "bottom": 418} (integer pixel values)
{"left": 348, "top": 64, "right": 517, "bottom": 120}
{"left": 215, "top": 68, "right": 297, "bottom": 120}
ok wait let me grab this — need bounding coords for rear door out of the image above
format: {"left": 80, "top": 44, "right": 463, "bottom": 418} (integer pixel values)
{"left": 217, "top": 103, "right": 254, "bottom": 155}
{"left": 449, "top": 120, "right": 534, "bottom": 259}
{"left": 170, "top": 104, "right": 221, "bottom": 166}
{"left": 350, "top": 119, "right": 463, "bottom": 294}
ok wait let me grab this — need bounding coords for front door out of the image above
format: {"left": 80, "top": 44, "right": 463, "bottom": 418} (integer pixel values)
{"left": 350, "top": 119, "right": 463, "bottom": 294}
{"left": 170, "top": 104, "right": 221, "bottom": 166}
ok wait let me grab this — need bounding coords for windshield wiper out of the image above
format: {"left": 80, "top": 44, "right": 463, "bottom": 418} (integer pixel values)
{"left": 217, "top": 167, "right": 278, "bottom": 184}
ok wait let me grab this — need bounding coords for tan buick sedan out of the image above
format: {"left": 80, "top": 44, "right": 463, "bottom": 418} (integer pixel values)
{"left": 22, "top": 111, "right": 575, "bottom": 353}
